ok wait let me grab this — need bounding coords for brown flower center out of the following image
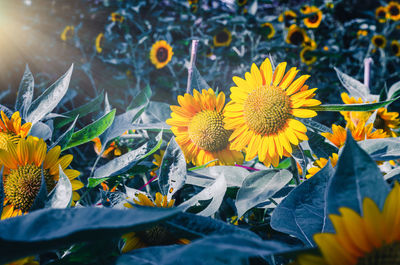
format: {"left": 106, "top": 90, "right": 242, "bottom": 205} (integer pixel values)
{"left": 156, "top": 47, "right": 169, "bottom": 63}
{"left": 356, "top": 242, "right": 400, "bottom": 265}
{"left": 136, "top": 225, "right": 176, "bottom": 246}
{"left": 216, "top": 31, "right": 229, "bottom": 43}
{"left": 289, "top": 31, "right": 305, "bottom": 45}
{"left": 389, "top": 5, "right": 399, "bottom": 16}
{"left": 308, "top": 14, "right": 319, "bottom": 23}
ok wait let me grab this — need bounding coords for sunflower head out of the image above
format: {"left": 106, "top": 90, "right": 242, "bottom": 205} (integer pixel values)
{"left": 300, "top": 47, "right": 317, "bottom": 65}
{"left": 60, "top": 25, "right": 74, "bottom": 41}
{"left": 261, "top": 22, "right": 275, "bottom": 39}
{"left": 149, "top": 40, "right": 173, "bottom": 69}
{"left": 95, "top": 33, "right": 104, "bottom": 53}
{"left": 286, "top": 25, "right": 308, "bottom": 46}
{"left": 372, "top": 35, "right": 387, "bottom": 48}
{"left": 278, "top": 10, "right": 297, "bottom": 28}
{"left": 302, "top": 6, "right": 323, "bottom": 28}
{"left": 213, "top": 29, "right": 232, "bottom": 47}
{"left": 388, "top": 1, "right": 400, "bottom": 21}
{"left": 390, "top": 40, "right": 400, "bottom": 57}
{"left": 111, "top": 12, "right": 124, "bottom": 23}
{"left": 375, "top": 6, "right": 388, "bottom": 23}
{"left": 306, "top": 153, "right": 338, "bottom": 179}
{"left": 0, "top": 111, "right": 31, "bottom": 151}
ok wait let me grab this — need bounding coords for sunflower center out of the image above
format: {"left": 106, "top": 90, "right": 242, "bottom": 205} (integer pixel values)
{"left": 4, "top": 164, "right": 55, "bottom": 212}
{"left": 136, "top": 225, "right": 176, "bottom": 246}
{"left": 389, "top": 5, "right": 399, "bottom": 16}
{"left": 356, "top": 242, "right": 400, "bottom": 265}
{"left": 391, "top": 43, "right": 399, "bottom": 54}
{"left": 373, "top": 114, "right": 386, "bottom": 130}
{"left": 308, "top": 14, "right": 319, "bottom": 23}
{"left": 284, "top": 15, "right": 295, "bottom": 27}
{"left": 375, "top": 38, "right": 384, "bottom": 47}
{"left": 378, "top": 10, "right": 386, "bottom": 18}
{"left": 156, "top": 47, "right": 169, "bottom": 63}
{"left": 216, "top": 31, "right": 229, "bottom": 43}
{"left": 243, "top": 86, "right": 291, "bottom": 135}
{"left": 0, "top": 132, "right": 19, "bottom": 150}
{"left": 289, "top": 31, "right": 304, "bottom": 45}
{"left": 188, "top": 110, "right": 231, "bottom": 152}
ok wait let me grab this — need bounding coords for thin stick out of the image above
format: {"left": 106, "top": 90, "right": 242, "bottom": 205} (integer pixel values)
{"left": 186, "top": 40, "right": 199, "bottom": 94}
{"left": 363, "top": 57, "right": 373, "bottom": 88}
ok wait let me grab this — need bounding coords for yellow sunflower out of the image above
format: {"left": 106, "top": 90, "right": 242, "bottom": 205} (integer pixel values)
{"left": 375, "top": 6, "right": 388, "bottom": 23}
{"left": 300, "top": 47, "right": 317, "bottom": 65}
{"left": 60, "top": 25, "right": 74, "bottom": 41}
{"left": 371, "top": 35, "right": 387, "bottom": 48}
{"left": 390, "top": 40, "right": 400, "bottom": 57}
{"left": 7, "top": 256, "right": 38, "bottom": 265}
{"left": 356, "top": 29, "right": 368, "bottom": 39}
{"left": 325, "top": 2, "right": 334, "bottom": 9}
{"left": 150, "top": 150, "right": 165, "bottom": 177}
{"left": 302, "top": 6, "right": 323, "bottom": 28}
{"left": 224, "top": 58, "right": 321, "bottom": 167}
{"left": 261, "top": 22, "right": 275, "bottom": 39}
{"left": 0, "top": 136, "right": 82, "bottom": 219}
{"left": 388, "top": 1, "right": 400, "bottom": 21}
{"left": 278, "top": 10, "right": 297, "bottom": 28}
{"left": 166, "top": 88, "right": 243, "bottom": 167}
{"left": 298, "top": 182, "right": 400, "bottom": 265}
{"left": 122, "top": 192, "right": 188, "bottom": 252}
{"left": 0, "top": 111, "right": 31, "bottom": 151}
{"left": 213, "top": 28, "right": 232, "bottom": 47}
{"left": 95, "top": 33, "right": 104, "bottom": 53}
{"left": 340, "top": 93, "right": 370, "bottom": 127}
{"left": 111, "top": 12, "right": 124, "bottom": 23}
{"left": 306, "top": 153, "right": 338, "bottom": 179}
{"left": 286, "top": 25, "right": 308, "bottom": 46}
{"left": 92, "top": 137, "right": 122, "bottom": 159}
{"left": 150, "top": 40, "right": 173, "bottom": 69}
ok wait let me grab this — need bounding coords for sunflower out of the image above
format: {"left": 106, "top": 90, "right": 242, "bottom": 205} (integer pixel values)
{"left": 236, "top": 0, "right": 247, "bottom": 6}
{"left": 278, "top": 10, "right": 297, "bottom": 28}
{"left": 0, "top": 111, "right": 31, "bottom": 151}
{"left": 150, "top": 40, "right": 173, "bottom": 69}
{"left": 286, "top": 25, "right": 308, "bottom": 46}
{"left": 300, "top": 47, "right": 317, "bottom": 65}
{"left": 95, "top": 33, "right": 104, "bottom": 53}
{"left": 7, "top": 256, "right": 39, "bottom": 265}
{"left": 390, "top": 40, "right": 400, "bottom": 57}
{"left": 213, "top": 28, "right": 232, "bottom": 47}
{"left": 302, "top": 6, "right": 323, "bottom": 28}
{"left": 371, "top": 35, "right": 387, "bottom": 49}
{"left": 340, "top": 93, "right": 371, "bottom": 127}
{"left": 150, "top": 150, "right": 165, "bottom": 177}
{"left": 60, "top": 25, "right": 74, "bottom": 41}
{"left": 306, "top": 153, "right": 338, "bottom": 179}
{"left": 325, "top": 2, "right": 334, "bottom": 9}
{"left": 224, "top": 58, "right": 321, "bottom": 167}
{"left": 92, "top": 137, "right": 122, "bottom": 159}
{"left": 166, "top": 88, "right": 243, "bottom": 167}
{"left": 122, "top": 192, "right": 188, "bottom": 252}
{"left": 261, "top": 22, "right": 275, "bottom": 39}
{"left": 375, "top": 6, "right": 388, "bottom": 23}
{"left": 111, "top": 12, "right": 124, "bottom": 23}
{"left": 356, "top": 29, "right": 368, "bottom": 39}
{"left": 298, "top": 182, "right": 400, "bottom": 265}
{"left": 0, "top": 136, "right": 82, "bottom": 219}
{"left": 388, "top": 1, "right": 400, "bottom": 21}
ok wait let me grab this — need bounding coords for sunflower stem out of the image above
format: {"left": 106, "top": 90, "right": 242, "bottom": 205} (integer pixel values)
{"left": 363, "top": 57, "right": 373, "bottom": 88}
{"left": 290, "top": 157, "right": 301, "bottom": 185}
{"left": 186, "top": 39, "right": 199, "bottom": 94}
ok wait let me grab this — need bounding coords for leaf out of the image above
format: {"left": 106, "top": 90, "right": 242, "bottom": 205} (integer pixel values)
{"left": 0, "top": 207, "right": 180, "bottom": 263}
{"left": 270, "top": 163, "right": 335, "bottom": 246}
{"left": 63, "top": 109, "right": 116, "bottom": 150}
{"left": 29, "top": 122, "right": 52, "bottom": 141}
{"left": 29, "top": 166, "right": 48, "bottom": 211}
{"left": 15, "top": 64, "right": 34, "bottom": 119}
{"left": 191, "top": 66, "right": 211, "bottom": 92}
{"left": 359, "top": 137, "right": 400, "bottom": 161}
{"left": 158, "top": 137, "right": 186, "bottom": 200}
{"left": 50, "top": 116, "right": 79, "bottom": 150}
{"left": 307, "top": 131, "right": 338, "bottom": 159}
{"left": 248, "top": 0, "right": 258, "bottom": 15}
{"left": 384, "top": 167, "right": 400, "bottom": 181}
{"left": 327, "top": 131, "right": 390, "bottom": 215}
{"left": 186, "top": 166, "right": 249, "bottom": 188}
{"left": 334, "top": 67, "right": 370, "bottom": 99}
{"left": 235, "top": 169, "right": 292, "bottom": 217}
{"left": 128, "top": 85, "right": 152, "bottom": 110}
{"left": 387, "top": 80, "right": 400, "bottom": 100}
{"left": 45, "top": 166, "right": 72, "bottom": 209}
{"left": 26, "top": 65, "right": 73, "bottom": 125}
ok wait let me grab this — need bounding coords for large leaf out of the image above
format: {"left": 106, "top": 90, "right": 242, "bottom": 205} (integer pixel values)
{"left": 271, "top": 163, "right": 335, "bottom": 246}
{"left": 387, "top": 80, "right": 400, "bottom": 100}
{"left": 26, "top": 65, "right": 73, "bottom": 125}
{"left": 45, "top": 166, "right": 72, "bottom": 209}
{"left": 128, "top": 85, "right": 152, "bottom": 110}
{"left": 0, "top": 207, "right": 180, "bottom": 263}
{"left": 307, "top": 131, "right": 338, "bottom": 159}
{"left": 63, "top": 109, "right": 116, "bottom": 150}
{"left": 186, "top": 166, "right": 249, "bottom": 188}
{"left": 29, "top": 121, "right": 53, "bottom": 141}
{"left": 15, "top": 64, "right": 34, "bottom": 119}
{"left": 190, "top": 66, "right": 211, "bottom": 92}
{"left": 334, "top": 67, "right": 372, "bottom": 100}
{"left": 359, "top": 137, "right": 400, "bottom": 161}
{"left": 236, "top": 169, "right": 292, "bottom": 217}
{"left": 50, "top": 116, "right": 79, "bottom": 150}
{"left": 327, "top": 131, "right": 390, "bottom": 215}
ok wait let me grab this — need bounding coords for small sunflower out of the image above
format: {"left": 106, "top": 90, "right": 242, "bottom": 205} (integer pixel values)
{"left": 356, "top": 29, "right": 368, "bottom": 39}
{"left": 278, "top": 10, "right": 297, "bottom": 28}
{"left": 224, "top": 58, "right": 321, "bottom": 167}
{"left": 323, "top": 46, "right": 329, "bottom": 51}
{"left": 306, "top": 153, "right": 338, "bottom": 179}
{"left": 286, "top": 25, "right": 308, "bottom": 46}
{"left": 261, "top": 22, "right": 275, "bottom": 39}
{"left": 376, "top": 6, "right": 388, "bottom": 23}
{"left": 1, "top": 136, "right": 82, "bottom": 219}
{"left": 388, "top": 1, "right": 400, "bottom": 21}
{"left": 111, "top": 12, "right": 124, "bottom": 23}
{"left": 95, "top": 33, "right": 104, "bottom": 53}
{"left": 390, "top": 40, "right": 400, "bottom": 57}
{"left": 325, "top": 2, "right": 334, "bottom": 9}
{"left": 213, "top": 28, "right": 232, "bottom": 47}
{"left": 166, "top": 88, "right": 243, "bottom": 167}
{"left": 150, "top": 150, "right": 165, "bottom": 177}
{"left": 236, "top": 0, "right": 247, "bottom": 6}
{"left": 302, "top": 6, "right": 323, "bottom": 28}
{"left": 150, "top": 40, "right": 174, "bottom": 69}
{"left": 0, "top": 111, "right": 31, "bottom": 151}
{"left": 298, "top": 182, "right": 400, "bottom": 265}
{"left": 60, "top": 25, "right": 74, "bottom": 41}
{"left": 371, "top": 35, "right": 387, "bottom": 49}
{"left": 300, "top": 47, "right": 317, "bottom": 65}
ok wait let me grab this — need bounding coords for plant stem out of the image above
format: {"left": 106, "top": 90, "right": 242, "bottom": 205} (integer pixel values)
{"left": 186, "top": 40, "right": 199, "bottom": 94}
{"left": 364, "top": 57, "right": 373, "bottom": 88}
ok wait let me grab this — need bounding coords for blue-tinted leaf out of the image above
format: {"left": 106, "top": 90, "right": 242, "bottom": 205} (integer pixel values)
{"left": 45, "top": 166, "right": 72, "bottom": 209}
{"left": 187, "top": 166, "right": 249, "bottom": 188}
{"left": 15, "top": 64, "right": 34, "bottom": 119}
{"left": 359, "top": 137, "right": 400, "bottom": 161}
{"left": 307, "top": 131, "right": 338, "bottom": 159}
{"left": 50, "top": 116, "right": 79, "bottom": 150}
{"left": 29, "top": 166, "right": 48, "bottom": 211}
{"left": 191, "top": 66, "right": 210, "bottom": 92}
{"left": 29, "top": 122, "right": 52, "bottom": 141}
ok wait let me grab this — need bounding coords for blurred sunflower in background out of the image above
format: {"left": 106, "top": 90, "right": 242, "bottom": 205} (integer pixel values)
{"left": 0, "top": 111, "right": 31, "bottom": 151}
{"left": 357, "top": 29, "right": 368, "bottom": 39}
{"left": 1, "top": 136, "right": 82, "bottom": 219}
{"left": 390, "top": 40, "right": 400, "bottom": 57}
{"left": 278, "top": 10, "right": 297, "bottom": 28}
{"left": 375, "top": 6, "right": 388, "bottom": 23}
{"left": 167, "top": 88, "right": 243, "bottom": 167}
{"left": 302, "top": 6, "right": 323, "bottom": 28}
{"left": 261, "top": 22, "right": 275, "bottom": 39}
{"left": 149, "top": 40, "right": 173, "bottom": 69}
{"left": 306, "top": 153, "right": 338, "bottom": 179}
{"left": 286, "top": 25, "right": 308, "bottom": 46}
{"left": 372, "top": 35, "right": 387, "bottom": 48}
{"left": 224, "top": 58, "right": 321, "bottom": 167}
{"left": 297, "top": 183, "right": 400, "bottom": 265}
{"left": 213, "top": 28, "right": 232, "bottom": 47}
{"left": 60, "top": 25, "right": 74, "bottom": 41}
{"left": 95, "top": 33, "right": 104, "bottom": 53}
{"left": 300, "top": 47, "right": 317, "bottom": 65}
{"left": 387, "top": 1, "right": 400, "bottom": 21}
{"left": 111, "top": 12, "right": 124, "bottom": 23}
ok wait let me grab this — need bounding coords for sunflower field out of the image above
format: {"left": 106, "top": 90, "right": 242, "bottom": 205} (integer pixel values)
{"left": 1, "top": 0, "right": 400, "bottom": 264}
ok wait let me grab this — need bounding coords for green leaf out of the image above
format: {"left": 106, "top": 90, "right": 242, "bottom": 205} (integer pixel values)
{"left": 235, "top": 169, "right": 292, "bottom": 217}
{"left": 45, "top": 166, "right": 72, "bottom": 209}
{"left": 15, "top": 64, "right": 34, "bottom": 119}
{"left": 87, "top": 177, "right": 110, "bottom": 189}
{"left": 275, "top": 158, "right": 291, "bottom": 169}
{"left": 187, "top": 166, "right": 249, "bottom": 188}
{"left": 26, "top": 65, "right": 73, "bottom": 125}
{"left": 63, "top": 109, "right": 116, "bottom": 150}
{"left": 0, "top": 207, "right": 180, "bottom": 263}
{"left": 359, "top": 137, "right": 400, "bottom": 161}
{"left": 50, "top": 116, "right": 79, "bottom": 150}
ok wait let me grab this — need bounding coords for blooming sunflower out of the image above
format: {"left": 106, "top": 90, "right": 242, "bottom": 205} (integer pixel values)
{"left": 60, "top": 25, "right": 74, "bottom": 41}
{"left": 286, "top": 25, "right": 308, "bottom": 46}
{"left": 298, "top": 182, "right": 400, "bottom": 265}
{"left": 261, "top": 22, "right": 275, "bottom": 39}
{"left": 306, "top": 153, "right": 338, "bottom": 179}
{"left": 224, "top": 58, "right": 321, "bottom": 167}
{"left": 390, "top": 40, "right": 400, "bottom": 57}
{"left": 375, "top": 6, "right": 388, "bottom": 23}
{"left": 278, "top": 10, "right": 297, "bottom": 28}
{"left": 387, "top": 1, "right": 400, "bottom": 21}
{"left": 300, "top": 47, "right": 317, "bottom": 65}
{"left": 122, "top": 192, "right": 189, "bottom": 252}
{"left": 0, "top": 111, "right": 31, "bottom": 151}
{"left": 213, "top": 28, "right": 232, "bottom": 47}
{"left": 111, "top": 12, "right": 124, "bottom": 23}
{"left": 95, "top": 33, "right": 104, "bottom": 53}
{"left": 166, "top": 88, "right": 243, "bottom": 167}
{"left": 302, "top": 6, "right": 323, "bottom": 28}
{"left": 371, "top": 35, "right": 387, "bottom": 49}
{"left": 150, "top": 40, "right": 173, "bottom": 69}
{"left": 150, "top": 150, "right": 165, "bottom": 177}
{"left": 0, "top": 136, "right": 82, "bottom": 219}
